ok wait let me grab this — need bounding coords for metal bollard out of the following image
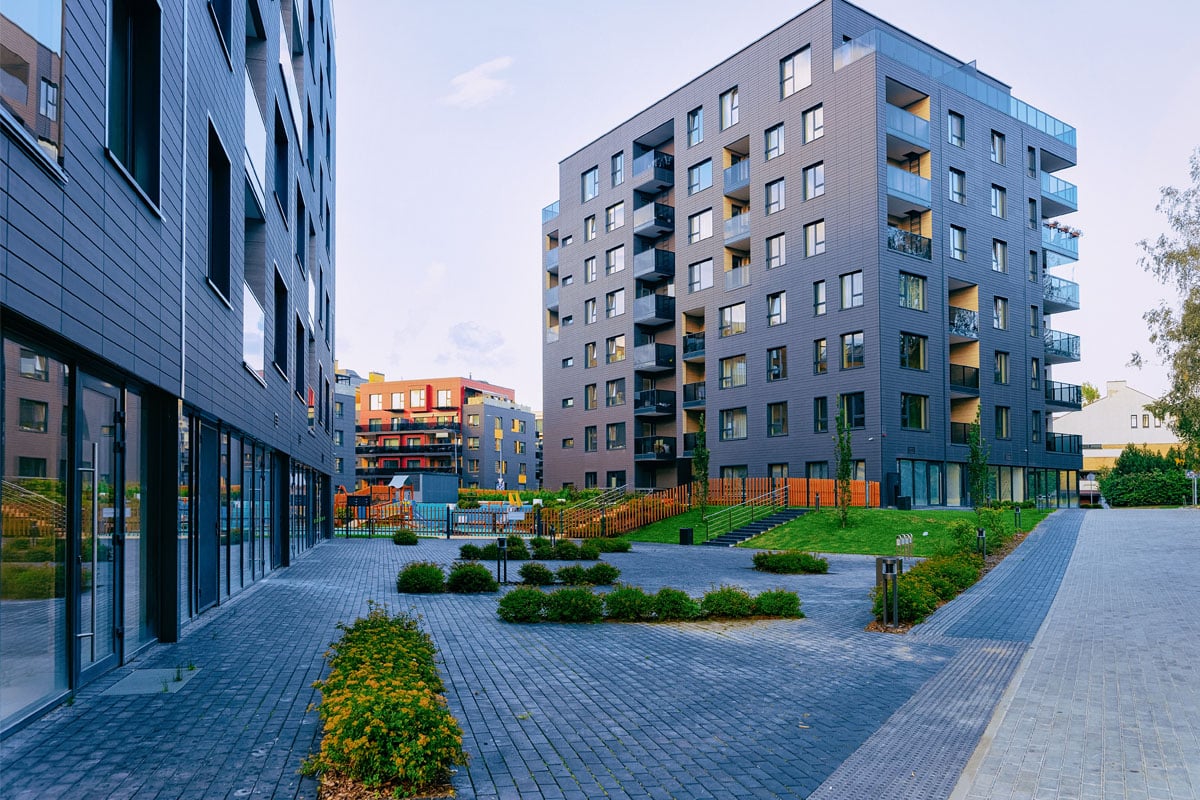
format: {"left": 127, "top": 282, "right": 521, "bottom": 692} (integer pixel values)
{"left": 496, "top": 536, "right": 508, "bottom": 584}
{"left": 1014, "top": 506, "right": 1022, "bottom": 531}
{"left": 977, "top": 527, "right": 987, "bottom": 558}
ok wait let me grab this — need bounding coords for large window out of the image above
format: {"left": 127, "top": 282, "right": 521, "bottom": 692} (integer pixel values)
{"left": 840, "top": 271, "right": 863, "bottom": 308}
{"left": 688, "top": 259, "right": 713, "bottom": 292}
{"left": 605, "top": 334, "right": 626, "bottom": 363}
{"left": 688, "top": 160, "right": 712, "bottom": 195}
{"left": 767, "top": 291, "right": 786, "bottom": 326}
{"left": 780, "top": 47, "right": 811, "bottom": 98}
{"left": 805, "top": 220, "right": 825, "bottom": 256}
{"left": 899, "top": 272, "right": 925, "bottom": 310}
{"left": 606, "top": 422, "right": 626, "bottom": 450}
{"left": 767, "top": 402, "right": 788, "bottom": 437}
{"left": 803, "top": 162, "right": 824, "bottom": 199}
{"left": 18, "top": 398, "right": 49, "bottom": 432}
{"left": 839, "top": 392, "right": 866, "bottom": 429}
{"left": 767, "top": 346, "right": 787, "bottom": 381}
{"left": 720, "top": 87, "right": 739, "bottom": 129}
{"left": 719, "top": 355, "right": 747, "bottom": 389}
{"left": 581, "top": 166, "right": 599, "bottom": 202}
{"left": 606, "top": 202, "right": 624, "bottom": 231}
{"left": 719, "top": 303, "right": 746, "bottom": 337}
{"left": 803, "top": 104, "right": 823, "bottom": 142}
{"left": 813, "top": 338, "right": 827, "bottom": 374}
{"left": 899, "top": 333, "right": 926, "bottom": 370}
{"left": 766, "top": 233, "right": 786, "bottom": 269}
{"left": 109, "top": 0, "right": 162, "bottom": 201}
{"left": 992, "top": 239, "right": 1008, "bottom": 273}
{"left": 605, "top": 378, "right": 625, "bottom": 407}
{"left": 766, "top": 178, "right": 785, "bottom": 214}
{"left": 841, "top": 332, "right": 864, "bottom": 369}
{"left": 688, "top": 209, "right": 713, "bottom": 243}
{"left": 719, "top": 407, "right": 747, "bottom": 441}
{"left": 765, "top": 124, "right": 784, "bottom": 160}
{"left": 604, "top": 289, "right": 624, "bottom": 318}
{"left": 207, "top": 126, "right": 232, "bottom": 298}
{"left": 687, "top": 107, "right": 703, "bottom": 146}
{"left": 900, "top": 394, "right": 928, "bottom": 431}
{"left": 368, "top": 393, "right": 383, "bottom": 411}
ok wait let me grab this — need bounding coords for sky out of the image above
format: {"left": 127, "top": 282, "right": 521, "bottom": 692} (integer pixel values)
{"left": 332, "top": 0, "right": 1200, "bottom": 413}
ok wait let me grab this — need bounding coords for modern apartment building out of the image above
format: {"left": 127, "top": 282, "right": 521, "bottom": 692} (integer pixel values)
{"left": 355, "top": 376, "right": 536, "bottom": 491}
{"left": 0, "top": 0, "right": 336, "bottom": 734}
{"left": 541, "top": 0, "right": 1082, "bottom": 505}
{"left": 333, "top": 366, "right": 367, "bottom": 490}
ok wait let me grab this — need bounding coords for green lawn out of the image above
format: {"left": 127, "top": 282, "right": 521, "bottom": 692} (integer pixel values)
{"left": 620, "top": 509, "right": 708, "bottom": 543}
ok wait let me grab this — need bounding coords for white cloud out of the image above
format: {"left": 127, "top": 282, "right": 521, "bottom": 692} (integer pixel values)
{"left": 442, "top": 56, "right": 514, "bottom": 109}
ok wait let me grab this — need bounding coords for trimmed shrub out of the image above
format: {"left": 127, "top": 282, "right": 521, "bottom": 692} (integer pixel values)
{"left": 497, "top": 588, "right": 547, "bottom": 623}
{"left": 479, "top": 543, "right": 500, "bottom": 560}
{"left": 1100, "top": 470, "right": 1191, "bottom": 507}
{"left": 396, "top": 562, "right": 445, "bottom": 594}
{"left": 456, "top": 497, "right": 480, "bottom": 509}
{"left": 517, "top": 562, "right": 555, "bottom": 586}
{"left": 555, "top": 564, "right": 588, "bottom": 585}
{"left": 578, "top": 542, "right": 600, "bottom": 561}
{"left": 752, "top": 551, "right": 828, "bottom": 574}
{"left": 552, "top": 540, "right": 581, "bottom": 560}
{"left": 506, "top": 535, "right": 531, "bottom": 561}
{"left": 871, "top": 574, "right": 939, "bottom": 624}
{"left": 652, "top": 587, "right": 702, "bottom": 621}
{"left": 544, "top": 587, "right": 604, "bottom": 623}
{"left": 583, "top": 562, "right": 620, "bottom": 585}
{"left": 459, "top": 543, "right": 484, "bottom": 560}
{"left": 530, "top": 537, "right": 555, "bottom": 559}
{"left": 753, "top": 589, "right": 804, "bottom": 619}
{"left": 591, "top": 538, "right": 632, "bottom": 553}
{"left": 701, "top": 585, "right": 756, "bottom": 619}
{"left": 603, "top": 585, "right": 655, "bottom": 621}
{"left": 446, "top": 562, "right": 499, "bottom": 594}
{"left": 392, "top": 529, "right": 419, "bottom": 546}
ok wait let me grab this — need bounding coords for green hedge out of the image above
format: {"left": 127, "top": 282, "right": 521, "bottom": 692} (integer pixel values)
{"left": 1099, "top": 471, "right": 1191, "bottom": 507}
{"left": 752, "top": 551, "right": 829, "bottom": 574}
{"left": 497, "top": 585, "right": 801, "bottom": 624}
{"left": 870, "top": 552, "right": 983, "bottom": 624}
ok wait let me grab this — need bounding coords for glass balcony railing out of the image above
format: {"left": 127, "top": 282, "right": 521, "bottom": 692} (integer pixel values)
{"left": 948, "top": 306, "right": 979, "bottom": 339}
{"left": 1046, "top": 432, "right": 1083, "bottom": 455}
{"left": 632, "top": 151, "right": 674, "bottom": 192}
{"left": 1042, "top": 274, "right": 1079, "bottom": 311}
{"left": 542, "top": 200, "right": 560, "bottom": 224}
{"left": 723, "top": 159, "right": 750, "bottom": 195}
{"left": 1042, "top": 224, "right": 1080, "bottom": 260}
{"left": 1040, "top": 172, "right": 1078, "bottom": 211}
{"left": 724, "top": 213, "right": 751, "bottom": 244}
{"left": 544, "top": 285, "right": 559, "bottom": 309}
{"left": 683, "top": 332, "right": 705, "bottom": 359}
{"left": 724, "top": 265, "right": 750, "bottom": 290}
{"left": 886, "top": 226, "right": 932, "bottom": 260}
{"left": 633, "top": 150, "right": 674, "bottom": 175}
{"left": 633, "top": 248, "right": 675, "bottom": 280}
{"left": 634, "top": 436, "right": 676, "bottom": 461}
{"left": 1044, "top": 329, "right": 1081, "bottom": 362}
{"left": 634, "top": 343, "right": 676, "bottom": 371}
{"left": 886, "top": 165, "right": 931, "bottom": 206}
{"left": 682, "top": 382, "right": 706, "bottom": 406}
{"left": 545, "top": 247, "right": 559, "bottom": 270}
{"left": 949, "top": 364, "right": 979, "bottom": 392}
{"left": 885, "top": 104, "right": 930, "bottom": 147}
{"left": 1045, "top": 381, "right": 1082, "bottom": 408}
{"left": 682, "top": 432, "right": 704, "bottom": 456}
{"left": 634, "top": 389, "right": 676, "bottom": 416}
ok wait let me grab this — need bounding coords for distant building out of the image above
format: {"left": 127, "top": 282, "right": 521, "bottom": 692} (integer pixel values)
{"left": 1053, "top": 381, "right": 1178, "bottom": 472}
{"left": 333, "top": 366, "right": 367, "bottom": 491}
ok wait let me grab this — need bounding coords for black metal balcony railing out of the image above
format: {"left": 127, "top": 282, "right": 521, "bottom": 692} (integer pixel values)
{"left": 682, "top": 381, "right": 706, "bottom": 406}
{"left": 948, "top": 306, "right": 979, "bottom": 339}
{"left": 357, "top": 443, "right": 457, "bottom": 455}
{"left": 634, "top": 436, "right": 676, "bottom": 461}
{"left": 682, "top": 331, "right": 705, "bottom": 359}
{"left": 1045, "top": 380, "right": 1083, "bottom": 409}
{"left": 632, "top": 151, "right": 675, "bottom": 193}
{"left": 634, "top": 389, "right": 676, "bottom": 416}
{"left": 1046, "top": 432, "right": 1083, "bottom": 454}
{"left": 357, "top": 419, "right": 459, "bottom": 433}
{"left": 949, "top": 364, "right": 980, "bottom": 392}
{"left": 886, "top": 226, "right": 932, "bottom": 260}
{"left": 950, "top": 421, "right": 973, "bottom": 445}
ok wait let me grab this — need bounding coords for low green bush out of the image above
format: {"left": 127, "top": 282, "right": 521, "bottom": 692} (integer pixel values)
{"left": 700, "top": 585, "right": 755, "bottom": 619}
{"left": 584, "top": 562, "right": 620, "bottom": 585}
{"left": 555, "top": 564, "right": 588, "bottom": 585}
{"left": 506, "top": 535, "right": 531, "bottom": 560}
{"left": 590, "top": 538, "right": 632, "bottom": 553}
{"left": 752, "top": 551, "right": 828, "bottom": 574}
{"left": 530, "top": 537, "right": 555, "bottom": 559}
{"left": 872, "top": 552, "right": 984, "bottom": 623}
{"left": 456, "top": 497, "right": 480, "bottom": 509}
{"left": 603, "top": 585, "right": 655, "bottom": 621}
{"left": 392, "top": 529, "right": 419, "bottom": 546}
{"left": 652, "top": 587, "right": 702, "bottom": 621}
{"left": 479, "top": 543, "right": 500, "bottom": 560}
{"left": 871, "top": 574, "right": 939, "bottom": 624}
{"left": 544, "top": 587, "right": 604, "bottom": 623}
{"left": 446, "top": 562, "right": 499, "bottom": 594}
{"left": 459, "top": 543, "right": 483, "bottom": 560}
{"left": 517, "top": 562, "right": 555, "bottom": 586}
{"left": 497, "top": 588, "right": 547, "bottom": 623}
{"left": 396, "top": 562, "right": 445, "bottom": 594}
{"left": 1100, "top": 470, "right": 1191, "bottom": 507}
{"left": 578, "top": 542, "right": 600, "bottom": 561}
{"left": 753, "top": 589, "right": 804, "bottom": 618}
{"left": 552, "top": 540, "right": 581, "bottom": 560}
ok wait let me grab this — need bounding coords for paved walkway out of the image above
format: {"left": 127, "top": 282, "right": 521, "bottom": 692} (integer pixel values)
{"left": 2, "top": 510, "right": 1197, "bottom": 799}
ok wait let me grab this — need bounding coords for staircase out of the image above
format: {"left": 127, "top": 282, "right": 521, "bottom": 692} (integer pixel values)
{"left": 701, "top": 508, "right": 806, "bottom": 547}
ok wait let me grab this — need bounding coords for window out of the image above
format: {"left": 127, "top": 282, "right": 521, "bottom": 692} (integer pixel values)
{"left": 584, "top": 384, "right": 597, "bottom": 410}
{"left": 900, "top": 394, "right": 928, "bottom": 431}
{"left": 769, "top": 463, "right": 789, "bottom": 479}
{"left": 899, "top": 333, "right": 926, "bottom": 370}
{"left": 1028, "top": 250, "right": 1040, "bottom": 282}
{"left": 688, "top": 209, "right": 713, "bottom": 243}
{"left": 1130, "top": 414, "right": 1139, "bottom": 428}
{"left": 605, "top": 335, "right": 626, "bottom": 363}
{"left": 563, "top": 235, "right": 573, "bottom": 247}
{"left": 1030, "top": 306, "right": 1040, "bottom": 337}
{"left": 410, "top": 387, "right": 425, "bottom": 407}
{"left": 780, "top": 47, "right": 811, "bottom": 98}
{"left": 813, "top": 397, "right": 829, "bottom": 433}
{"left": 273, "top": 269, "right": 289, "bottom": 373}
{"left": 562, "top": 438, "right": 575, "bottom": 449}
{"left": 606, "top": 422, "right": 626, "bottom": 450}
{"left": 1143, "top": 413, "right": 1151, "bottom": 428}
{"left": 995, "top": 406, "right": 1011, "bottom": 439}
{"left": 273, "top": 107, "right": 289, "bottom": 214}
{"left": 803, "top": 162, "right": 824, "bottom": 199}
{"left": 1027, "top": 146, "right": 1037, "bottom": 178}
{"left": 720, "top": 355, "right": 747, "bottom": 389}
{"left": 840, "top": 392, "right": 866, "bottom": 428}
{"left": 766, "top": 233, "right": 786, "bottom": 269}
{"left": 720, "top": 87, "right": 739, "bottom": 129}
{"left": 438, "top": 389, "right": 454, "bottom": 407}
{"left": 562, "top": 357, "right": 574, "bottom": 368}
{"left": 334, "top": 401, "right": 344, "bottom": 418}
{"left": 605, "top": 289, "right": 624, "bottom": 318}
{"left": 992, "top": 239, "right": 1008, "bottom": 273}
{"left": 767, "top": 291, "right": 787, "bottom": 326}
{"left": 562, "top": 397, "right": 574, "bottom": 409}
{"left": 611, "top": 152, "right": 624, "bottom": 186}
{"left": 766, "top": 178, "right": 785, "bottom": 214}
{"left": 581, "top": 167, "right": 599, "bottom": 202}
{"left": 19, "top": 348, "right": 49, "bottom": 380}
{"left": 993, "top": 297, "right": 1008, "bottom": 330}
{"left": 369, "top": 393, "right": 383, "bottom": 411}
{"left": 813, "top": 280, "right": 826, "bottom": 315}
{"left": 585, "top": 342, "right": 597, "bottom": 368}
{"left": 562, "top": 275, "right": 574, "bottom": 286}
{"left": 948, "top": 111, "right": 964, "bottom": 147}
{"left": 1031, "top": 410, "right": 1042, "bottom": 443}
{"left": 840, "top": 271, "right": 863, "bottom": 309}
{"left": 841, "top": 332, "right": 864, "bottom": 369}
{"left": 584, "top": 472, "right": 597, "bottom": 488}
{"left": 991, "top": 185, "right": 1006, "bottom": 218}
{"left": 805, "top": 220, "right": 825, "bottom": 256}
{"left": 1031, "top": 358, "right": 1041, "bottom": 389}
{"left": 768, "top": 402, "right": 789, "bottom": 437}
{"left": 948, "top": 168, "right": 965, "bottom": 204}
{"left": 606, "top": 202, "right": 624, "bottom": 231}
{"left": 995, "top": 351, "right": 1010, "bottom": 384}
{"left": 391, "top": 392, "right": 404, "bottom": 410}
{"left": 719, "top": 408, "right": 747, "bottom": 441}
{"left": 688, "top": 259, "right": 713, "bottom": 292}
{"left": 466, "top": 436, "right": 480, "bottom": 450}
{"left": 687, "top": 107, "right": 703, "bottom": 146}
{"left": 991, "top": 131, "right": 1006, "bottom": 165}
{"left": 38, "top": 79, "right": 59, "bottom": 121}
{"left": 765, "top": 124, "right": 784, "bottom": 160}
{"left": 803, "top": 104, "right": 824, "bottom": 142}
{"left": 584, "top": 257, "right": 597, "bottom": 283}
{"left": 585, "top": 426, "right": 597, "bottom": 452}
{"left": 719, "top": 303, "right": 746, "bottom": 337}
{"left": 688, "top": 160, "right": 713, "bottom": 194}
{"left": 467, "top": 413, "right": 480, "bottom": 426}
{"left": 605, "top": 378, "right": 625, "bottom": 407}
{"left": 109, "top": 0, "right": 162, "bottom": 201}
{"left": 813, "top": 338, "right": 827, "bottom": 374}
{"left": 584, "top": 215, "right": 596, "bottom": 241}
{"left": 585, "top": 298, "right": 597, "bottom": 324}
{"left": 1028, "top": 198, "right": 1038, "bottom": 230}
{"left": 767, "top": 346, "right": 787, "bottom": 381}
{"left": 207, "top": 126, "right": 232, "bottom": 298}
{"left": 950, "top": 226, "right": 966, "bottom": 260}
{"left": 18, "top": 399, "right": 48, "bottom": 432}
{"left": 605, "top": 246, "right": 625, "bottom": 275}
{"left": 899, "top": 272, "right": 925, "bottom": 310}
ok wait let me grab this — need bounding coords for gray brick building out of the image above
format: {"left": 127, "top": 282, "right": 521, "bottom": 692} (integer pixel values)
{"left": 541, "top": 0, "right": 1081, "bottom": 505}
{"left": 0, "top": 0, "right": 336, "bottom": 734}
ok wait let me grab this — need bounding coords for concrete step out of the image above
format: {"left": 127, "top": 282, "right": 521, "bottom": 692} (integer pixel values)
{"left": 701, "top": 508, "right": 807, "bottom": 547}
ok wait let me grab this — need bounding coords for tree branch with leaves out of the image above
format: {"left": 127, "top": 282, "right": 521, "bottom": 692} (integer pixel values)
{"left": 834, "top": 405, "right": 853, "bottom": 528}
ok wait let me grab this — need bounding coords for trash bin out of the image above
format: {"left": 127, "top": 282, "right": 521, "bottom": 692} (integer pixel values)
{"left": 679, "top": 527, "right": 694, "bottom": 546}
{"left": 896, "top": 496, "right": 912, "bottom": 510}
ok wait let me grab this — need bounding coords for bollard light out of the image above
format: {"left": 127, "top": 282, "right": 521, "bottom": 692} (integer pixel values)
{"left": 1014, "top": 506, "right": 1021, "bottom": 531}
{"left": 977, "top": 527, "right": 987, "bottom": 558}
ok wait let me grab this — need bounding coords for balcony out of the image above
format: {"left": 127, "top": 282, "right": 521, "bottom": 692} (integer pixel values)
{"left": 358, "top": 443, "right": 457, "bottom": 456}
{"left": 542, "top": 201, "right": 559, "bottom": 225}
{"left": 885, "top": 104, "right": 930, "bottom": 157}
{"left": 634, "top": 343, "right": 676, "bottom": 372}
{"left": 546, "top": 325, "right": 559, "bottom": 343}
{"left": 545, "top": 285, "right": 559, "bottom": 310}
{"left": 1041, "top": 172, "right": 1078, "bottom": 217}
{"left": 1042, "top": 223, "right": 1080, "bottom": 263}
{"left": 1045, "top": 380, "right": 1083, "bottom": 410}
{"left": 1044, "top": 329, "right": 1081, "bottom": 363}
{"left": 724, "top": 265, "right": 750, "bottom": 290}
{"left": 948, "top": 306, "right": 980, "bottom": 342}
{"left": 1042, "top": 274, "right": 1079, "bottom": 314}
{"left": 633, "top": 293, "right": 675, "bottom": 327}
{"left": 949, "top": 364, "right": 980, "bottom": 398}
{"left": 886, "top": 165, "right": 931, "bottom": 215}
{"left": 633, "top": 248, "right": 675, "bottom": 281}
{"left": 682, "top": 432, "right": 704, "bottom": 457}
{"left": 682, "top": 381, "right": 706, "bottom": 408}
{"left": 633, "top": 202, "right": 674, "bottom": 237}
{"left": 545, "top": 247, "right": 559, "bottom": 272}
{"left": 724, "top": 213, "right": 751, "bottom": 247}
{"left": 357, "top": 419, "right": 459, "bottom": 434}
{"left": 634, "top": 436, "right": 677, "bottom": 462}
{"left": 632, "top": 151, "right": 674, "bottom": 193}
{"left": 1045, "top": 432, "right": 1083, "bottom": 455}
{"left": 886, "top": 226, "right": 932, "bottom": 260}
{"left": 723, "top": 159, "right": 750, "bottom": 200}
{"left": 634, "top": 389, "right": 676, "bottom": 418}
{"left": 682, "top": 332, "right": 705, "bottom": 361}
{"left": 950, "top": 421, "right": 972, "bottom": 445}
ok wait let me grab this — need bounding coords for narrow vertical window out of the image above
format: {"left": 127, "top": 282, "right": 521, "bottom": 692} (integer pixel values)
{"left": 720, "top": 87, "right": 739, "bottom": 129}
{"left": 109, "top": 0, "right": 162, "bottom": 201}
{"left": 803, "top": 104, "right": 824, "bottom": 142}
{"left": 207, "top": 126, "right": 231, "bottom": 298}
{"left": 687, "top": 107, "right": 703, "bottom": 146}
{"left": 780, "top": 47, "right": 811, "bottom": 98}
{"left": 274, "top": 107, "right": 289, "bottom": 214}
{"left": 273, "top": 269, "right": 289, "bottom": 373}
{"left": 947, "top": 111, "right": 964, "bottom": 147}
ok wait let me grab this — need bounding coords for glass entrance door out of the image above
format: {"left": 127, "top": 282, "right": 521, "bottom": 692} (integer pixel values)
{"left": 77, "top": 376, "right": 120, "bottom": 679}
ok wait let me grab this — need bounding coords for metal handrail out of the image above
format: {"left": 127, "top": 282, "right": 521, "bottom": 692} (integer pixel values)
{"left": 701, "top": 486, "right": 787, "bottom": 543}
